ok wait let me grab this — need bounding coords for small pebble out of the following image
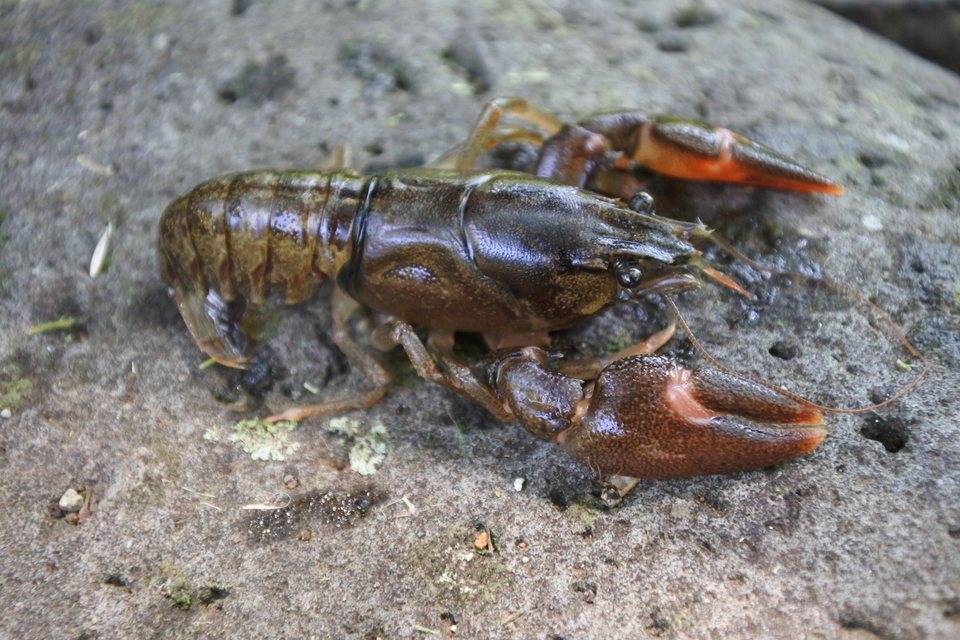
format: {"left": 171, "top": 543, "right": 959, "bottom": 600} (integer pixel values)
{"left": 0, "top": 408, "right": 11, "bottom": 419}
{"left": 152, "top": 32, "right": 170, "bottom": 51}
{"left": 861, "top": 214, "right": 883, "bottom": 231}
{"left": 59, "top": 488, "right": 85, "bottom": 512}
{"left": 513, "top": 477, "right": 525, "bottom": 492}
{"left": 474, "top": 531, "right": 489, "bottom": 549}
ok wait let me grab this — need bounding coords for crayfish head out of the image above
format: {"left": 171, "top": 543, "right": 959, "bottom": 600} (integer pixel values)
{"left": 586, "top": 196, "right": 717, "bottom": 304}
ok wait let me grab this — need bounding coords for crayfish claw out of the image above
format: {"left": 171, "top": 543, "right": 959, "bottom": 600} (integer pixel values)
{"left": 567, "top": 355, "right": 826, "bottom": 479}
{"left": 629, "top": 116, "right": 844, "bottom": 195}
{"left": 495, "top": 351, "right": 826, "bottom": 480}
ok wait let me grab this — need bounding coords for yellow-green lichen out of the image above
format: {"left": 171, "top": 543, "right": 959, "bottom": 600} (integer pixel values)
{"left": 227, "top": 418, "right": 300, "bottom": 461}
{"left": 327, "top": 416, "right": 388, "bottom": 475}
{"left": 565, "top": 501, "right": 604, "bottom": 529}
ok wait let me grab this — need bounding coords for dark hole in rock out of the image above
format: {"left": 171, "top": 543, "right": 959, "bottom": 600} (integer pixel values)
{"left": 857, "top": 151, "right": 889, "bottom": 168}
{"left": 547, "top": 487, "right": 570, "bottom": 510}
{"left": 104, "top": 574, "right": 128, "bottom": 588}
{"left": 860, "top": 414, "right": 909, "bottom": 452}
{"left": 84, "top": 25, "right": 103, "bottom": 45}
{"left": 232, "top": 0, "right": 255, "bottom": 16}
{"left": 198, "top": 586, "right": 229, "bottom": 605}
{"left": 440, "top": 612, "right": 457, "bottom": 625}
{"left": 769, "top": 341, "right": 799, "bottom": 360}
{"left": 217, "top": 54, "right": 295, "bottom": 106}
{"left": 657, "top": 35, "right": 689, "bottom": 53}
{"left": 673, "top": 3, "right": 719, "bottom": 28}
{"left": 442, "top": 35, "right": 492, "bottom": 95}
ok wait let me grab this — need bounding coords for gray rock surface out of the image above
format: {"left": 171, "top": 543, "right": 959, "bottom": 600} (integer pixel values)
{"left": 1, "top": 0, "right": 958, "bottom": 638}
{"left": 813, "top": 0, "right": 960, "bottom": 76}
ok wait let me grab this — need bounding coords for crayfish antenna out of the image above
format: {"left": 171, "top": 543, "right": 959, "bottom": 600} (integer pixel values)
{"left": 689, "top": 256, "right": 751, "bottom": 299}
{"left": 664, "top": 231, "right": 928, "bottom": 415}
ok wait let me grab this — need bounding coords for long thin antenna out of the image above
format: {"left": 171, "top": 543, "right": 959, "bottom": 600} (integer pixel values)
{"left": 663, "top": 235, "right": 927, "bottom": 415}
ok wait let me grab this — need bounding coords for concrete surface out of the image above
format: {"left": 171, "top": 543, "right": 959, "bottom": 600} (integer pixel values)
{"left": 1, "top": 0, "right": 958, "bottom": 638}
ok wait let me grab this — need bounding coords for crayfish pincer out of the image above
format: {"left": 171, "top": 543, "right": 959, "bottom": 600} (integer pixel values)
{"left": 491, "top": 337, "right": 825, "bottom": 480}
{"left": 159, "top": 97, "right": 897, "bottom": 484}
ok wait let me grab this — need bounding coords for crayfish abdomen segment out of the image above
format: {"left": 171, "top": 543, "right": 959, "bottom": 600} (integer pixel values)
{"left": 157, "top": 170, "right": 360, "bottom": 366}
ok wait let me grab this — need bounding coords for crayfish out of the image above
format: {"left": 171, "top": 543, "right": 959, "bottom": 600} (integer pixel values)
{"left": 158, "top": 97, "right": 921, "bottom": 488}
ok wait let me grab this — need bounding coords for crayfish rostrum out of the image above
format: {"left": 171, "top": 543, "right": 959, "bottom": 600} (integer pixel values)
{"left": 159, "top": 97, "right": 917, "bottom": 488}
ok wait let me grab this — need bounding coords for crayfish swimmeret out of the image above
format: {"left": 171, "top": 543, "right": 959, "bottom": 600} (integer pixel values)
{"left": 158, "top": 97, "right": 916, "bottom": 486}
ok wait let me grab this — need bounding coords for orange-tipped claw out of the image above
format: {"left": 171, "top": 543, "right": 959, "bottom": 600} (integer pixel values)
{"left": 631, "top": 117, "right": 844, "bottom": 195}
{"left": 495, "top": 352, "right": 825, "bottom": 479}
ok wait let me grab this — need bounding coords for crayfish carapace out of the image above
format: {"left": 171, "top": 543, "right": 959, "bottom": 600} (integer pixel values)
{"left": 158, "top": 98, "right": 921, "bottom": 488}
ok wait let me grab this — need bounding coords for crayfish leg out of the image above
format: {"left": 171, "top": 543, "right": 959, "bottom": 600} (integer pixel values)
{"left": 554, "top": 324, "right": 676, "bottom": 380}
{"left": 371, "top": 320, "right": 515, "bottom": 422}
{"left": 263, "top": 287, "right": 391, "bottom": 422}
{"left": 455, "top": 96, "right": 564, "bottom": 171}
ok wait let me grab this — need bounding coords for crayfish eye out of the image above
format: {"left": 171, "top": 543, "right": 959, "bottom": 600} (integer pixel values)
{"left": 615, "top": 262, "right": 644, "bottom": 288}
{"left": 628, "top": 191, "right": 656, "bottom": 215}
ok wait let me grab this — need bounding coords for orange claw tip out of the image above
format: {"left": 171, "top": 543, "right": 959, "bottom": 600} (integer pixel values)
{"left": 815, "top": 181, "right": 845, "bottom": 196}
{"left": 636, "top": 118, "right": 846, "bottom": 195}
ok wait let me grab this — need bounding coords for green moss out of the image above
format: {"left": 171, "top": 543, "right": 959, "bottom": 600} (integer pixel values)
{"left": 155, "top": 562, "right": 193, "bottom": 610}
{"left": 603, "top": 331, "right": 635, "bottom": 355}
{"left": 0, "top": 42, "right": 39, "bottom": 76}
{"left": 104, "top": 1, "right": 177, "bottom": 33}
{"left": 169, "top": 584, "right": 193, "bottom": 610}
{"left": 0, "top": 364, "right": 31, "bottom": 409}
